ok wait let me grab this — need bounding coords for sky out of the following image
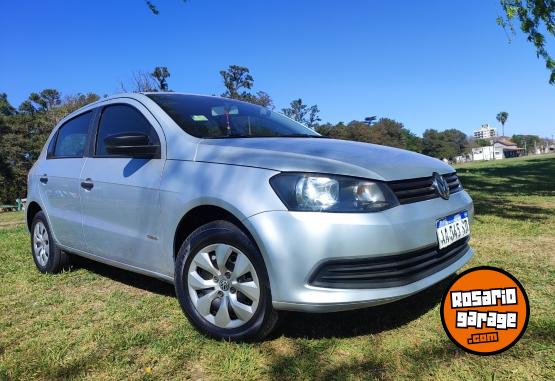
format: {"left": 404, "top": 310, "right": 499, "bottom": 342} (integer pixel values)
{"left": 1, "top": 0, "right": 554, "bottom": 138}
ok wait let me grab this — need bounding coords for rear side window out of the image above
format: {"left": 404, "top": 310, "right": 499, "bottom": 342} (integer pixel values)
{"left": 53, "top": 111, "right": 92, "bottom": 158}
{"left": 95, "top": 104, "right": 160, "bottom": 157}
{"left": 46, "top": 130, "right": 58, "bottom": 158}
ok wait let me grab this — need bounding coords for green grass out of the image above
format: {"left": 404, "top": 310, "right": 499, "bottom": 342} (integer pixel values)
{"left": 1, "top": 154, "right": 554, "bottom": 380}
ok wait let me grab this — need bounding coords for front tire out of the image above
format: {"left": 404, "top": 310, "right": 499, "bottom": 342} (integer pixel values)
{"left": 174, "top": 220, "right": 278, "bottom": 341}
{"left": 30, "top": 211, "right": 69, "bottom": 274}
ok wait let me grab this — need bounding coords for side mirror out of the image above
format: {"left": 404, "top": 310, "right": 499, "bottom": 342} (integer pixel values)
{"left": 104, "top": 132, "right": 160, "bottom": 157}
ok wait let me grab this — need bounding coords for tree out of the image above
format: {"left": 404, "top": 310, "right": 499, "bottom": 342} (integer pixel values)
{"left": 253, "top": 91, "right": 274, "bottom": 108}
{"left": 220, "top": 65, "right": 254, "bottom": 99}
{"left": 281, "top": 99, "right": 321, "bottom": 129}
{"left": 442, "top": 129, "right": 469, "bottom": 155}
{"left": 497, "top": 0, "right": 555, "bottom": 84}
{"left": 317, "top": 121, "right": 371, "bottom": 142}
{"left": 512, "top": 134, "right": 540, "bottom": 150}
{"left": 121, "top": 67, "right": 172, "bottom": 93}
{"left": 128, "top": 71, "right": 158, "bottom": 92}
{"left": 219, "top": 65, "right": 273, "bottom": 107}
{"left": 0, "top": 90, "right": 99, "bottom": 203}
{"left": 306, "top": 104, "right": 321, "bottom": 129}
{"left": 151, "top": 66, "right": 171, "bottom": 91}
{"left": 0, "top": 115, "right": 17, "bottom": 204}
{"left": 316, "top": 118, "right": 423, "bottom": 153}
{"left": 422, "top": 129, "right": 468, "bottom": 160}
{"left": 31, "top": 89, "right": 61, "bottom": 111}
{"left": 0, "top": 93, "right": 16, "bottom": 116}
{"left": 18, "top": 89, "right": 62, "bottom": 113}
{"left": 366, "top": 118, "right": 407, "bottom": 148}
{"left": 402, "top": 129, "right": 423, "bottom": 153}
{"left": 496, "top": 111, "right": 509, "bottom": 136}
{"left": 475, "top": 138, "right": 492, "bottom": 147}
{"left": 315, "top": 122, "right": 335, "bottom": 137}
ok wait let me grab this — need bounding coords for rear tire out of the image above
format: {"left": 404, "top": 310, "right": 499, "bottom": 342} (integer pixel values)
{"left": 30, "top": 211, "right": 69, "bottom": 274}
{"left": 174, "top": 220, "right": 279, "bottom": 341}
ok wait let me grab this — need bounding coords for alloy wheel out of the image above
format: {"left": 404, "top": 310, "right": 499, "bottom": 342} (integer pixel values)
{"left": 33, "top": 221, "right": 50, "bottom": 267}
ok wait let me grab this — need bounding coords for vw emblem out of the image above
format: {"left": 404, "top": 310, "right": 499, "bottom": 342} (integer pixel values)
{"left": 218, "top": 278, "right": 230, "bottom": 291}
{"left": 432, "top": 172, "right": 450, "bottom": 200}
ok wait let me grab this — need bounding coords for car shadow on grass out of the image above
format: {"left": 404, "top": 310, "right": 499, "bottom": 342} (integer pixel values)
{"left": 264, "top": 334, "right": 461, "bottom": 380}
{"left": 457, "top": 158, "right": 555, "bottom": 221}
{"left": 275, "top": 275, "right": 454, "bottom": 339}
{"left": 70, "top": 255, "right": 176, "bottom": 297}
{"left": 471, "top": 196, "right": 553, "bottom": 222}
{"left": 265, "top": 282, "right": 462, "bottom": 380}
{"left": 457, "top": 158, "right": 555, "bottom": 198}
{"left": 71, "top": 254, "right": 454, "bottom": 340}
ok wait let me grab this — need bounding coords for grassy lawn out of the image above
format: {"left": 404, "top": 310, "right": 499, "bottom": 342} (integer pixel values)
{"left": 1, "top": 154, "right": 554, "bottom": 380}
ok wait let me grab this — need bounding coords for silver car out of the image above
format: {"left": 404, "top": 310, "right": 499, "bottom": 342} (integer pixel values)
{"left": 26, "top": 93, "right": 473, "bottom": 340}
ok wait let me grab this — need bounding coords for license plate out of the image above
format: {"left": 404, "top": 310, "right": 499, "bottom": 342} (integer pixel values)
{"left": 436, "top": 211, "right": 470, "bottom": 250}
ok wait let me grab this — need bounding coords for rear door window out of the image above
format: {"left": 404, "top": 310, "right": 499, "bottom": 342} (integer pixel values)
{"left": 53, "top": 111, "right": 92, "bottom": 158}
{"left": 46, "top": 130, "right": 58, "bottom": 158}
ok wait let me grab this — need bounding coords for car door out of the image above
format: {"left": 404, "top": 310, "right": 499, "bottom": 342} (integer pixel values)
{"left": 80, "top": 100, "right": 166, "bottom": 273}
{"left": 36, "top": 111, "right": 93, "bottom": 251}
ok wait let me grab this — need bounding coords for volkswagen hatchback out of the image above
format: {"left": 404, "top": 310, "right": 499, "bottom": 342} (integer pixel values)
{"left": 27, "top": 93, "right": 473, "bottom": 340}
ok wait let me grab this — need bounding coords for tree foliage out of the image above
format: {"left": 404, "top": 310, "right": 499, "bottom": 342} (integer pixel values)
{"left": 0, "top": 93, "right": 17, "bottom": 116}
{"left": 422, "top": 129, "right": 469, "bottom": 160}
{"left": 151, "top": 67, "right": 171, "bottom": 91}
{"left": 121, "top": 66, "right": 172, "bottom": 93}
{"left": 317, "top": 118, "right": 426, "bottom": 153}
{"left": 512, "top": 134, "right": 540, "bottom": 149}
{"left": 281, "top": 99, "right": 321, "bottom": 129}
{"left": 219, "top": 65, "right": 273, "bottom": 107}
{"left": 0, "top": 91, "right": 99, "bottom": 203}
{"left": 474, "top": 138, "right": 493, "bottom": 147}
{"left": 496, "top": 111, "right": 509, "bottom": 136}
{"left": 497, "top": 0, "right": 555, "bottom": 84}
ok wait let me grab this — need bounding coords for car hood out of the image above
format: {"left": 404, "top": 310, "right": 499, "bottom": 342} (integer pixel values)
{"left": 193, "top": 137, "right": 454, "bottom": 181}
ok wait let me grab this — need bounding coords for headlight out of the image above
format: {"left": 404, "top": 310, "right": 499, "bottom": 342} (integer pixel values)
{"left": 270, "top": 173, "right": 399, "bottom": 212}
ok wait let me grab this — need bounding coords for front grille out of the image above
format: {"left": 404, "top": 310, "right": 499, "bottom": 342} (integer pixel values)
{"left": 309, "top": 237, "right": 469, "bottom": 289}
{"left": 389, "top": 172, "right": 462, "bottom": 204}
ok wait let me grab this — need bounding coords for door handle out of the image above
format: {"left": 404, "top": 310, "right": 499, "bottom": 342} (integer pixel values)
{"left": 80, "top": 178, "right": 94, "bottom": 191}
{"left": 40, "top": 175, "right": 48, "bottom": 184}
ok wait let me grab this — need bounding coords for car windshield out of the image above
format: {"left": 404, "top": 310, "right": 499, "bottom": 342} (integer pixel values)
{"left": 146, "top": 93, "right": 321, "bottom": 139}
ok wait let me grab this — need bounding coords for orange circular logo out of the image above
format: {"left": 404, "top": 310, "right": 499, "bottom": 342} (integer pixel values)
{"left": 441, "top": 266, "right": 529, "bottom": 355}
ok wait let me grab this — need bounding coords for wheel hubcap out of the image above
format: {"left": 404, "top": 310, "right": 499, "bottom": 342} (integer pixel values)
{"left": 187, "top": 243, "right": 260, "bottom": 329}
{"left": 33, "top": 221, "right": 49, "bottom": 267}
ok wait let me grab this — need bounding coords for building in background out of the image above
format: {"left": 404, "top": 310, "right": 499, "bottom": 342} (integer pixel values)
{"left": 474, "top": 124, "right": 497, "bottom": 139}
{"left": 471, "top": 137, "right": 523, "bottom": 161}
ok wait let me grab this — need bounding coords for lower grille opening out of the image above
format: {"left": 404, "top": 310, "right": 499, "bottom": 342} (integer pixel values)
{"left": 309, "top": 238, "right": 470, "bottom": 289}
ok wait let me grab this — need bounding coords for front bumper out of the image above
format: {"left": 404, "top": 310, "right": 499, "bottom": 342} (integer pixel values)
{"left": 245, "top": 190, "right": 474, "bottom": 312}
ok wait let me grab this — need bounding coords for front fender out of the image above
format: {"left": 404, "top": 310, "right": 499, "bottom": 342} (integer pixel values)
{"left": 157, "top": 160, "right": 285, "bottom": 277}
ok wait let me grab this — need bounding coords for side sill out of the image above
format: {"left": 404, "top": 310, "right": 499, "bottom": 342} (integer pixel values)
{"left": 58, "top": 243, "right": 175, "bottom": 284}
